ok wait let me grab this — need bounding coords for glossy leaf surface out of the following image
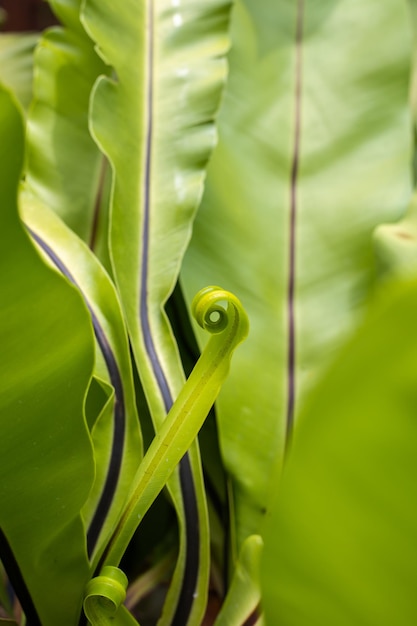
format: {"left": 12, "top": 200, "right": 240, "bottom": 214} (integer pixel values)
{"left": 21, "top": 194, "right": 143, "bottom": 563}
{"left": 81, "top": 1, "right": 233, "bottom": 623}
{"left": 81, "top": 0, "right": 233, "bottom": 424}
{"left": 0, "top": 86, "right": 95, "bottom": 626}
{"left": 25, "top": 0, "right": 107, "bottom": 241}
{"left": 261, "top": 278, "right": 417, "bottom": 625}
{"left": 182, "top": 0, "right": 413, "bottom": 550}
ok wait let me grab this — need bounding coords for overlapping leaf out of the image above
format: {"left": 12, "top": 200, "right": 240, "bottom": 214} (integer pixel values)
{"left": 98, "top": 287, "right": 249, "bottom": 572}
{"left": 0, "top": 86, "right": 95, "bottom": 626}
{"left": 214, "top": 535, "right": 262, "bottom": 626}
{"left": 181, "top": 0, "right": 414, "bottom": 553}
{"left": 261, "top": 278, "right": 417, "bottom": 625}
{"left": 25, "top": 0, "right": 108, "bottom": 242}
{"left": 81, "top": 1, "right": 233, "bottom": 623}
{"left": 21, "top": 194, "right": 143, "bottom": 563}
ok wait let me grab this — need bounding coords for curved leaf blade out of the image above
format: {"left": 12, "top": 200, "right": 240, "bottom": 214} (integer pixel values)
{"left": 0, "top": 86, "right": 95, "bottom": 626}
{"left": 84, "top": 567, "right": 139, "bottom": 626}
{"left": 25, "top": 0, "right": 108, "bottom": 241}
{"left": 182, "top": 0, "right": 414, "bottom": 552}
{"left": 98, "top": 287, "right": 249, "bottom": 570}
{"left": 261, "top": 278, "right": 417, "bottom": 625}
{"left": 213, "top": 535, "right": 262, "bottom": 626}
{"left": 81, "top": 1, "right": 233, "bottom": 623}
{"left": 21, "top": 194, "right": 143, "bottom": 562}
{"left": 82, "top": 0, "right": 233, "bottom": 419}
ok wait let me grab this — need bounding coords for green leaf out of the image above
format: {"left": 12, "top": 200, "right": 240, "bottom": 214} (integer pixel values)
{"left": 261, "top": 278, "right": 417, "bottom": 626}
{"left": 182, "top": 0, "right": 413, "bottom": 551}
{"left": 81, "top": 0, "right": 234, "bottom": 418}
{"left": 98, "top": 287, "right": 249, "bottom": 570}
{"left": 20, "top": 193, "right": 143, "bottom": 563}
{"left": 81, "top": 1, "right": 233, "bottom": 623}
{"left": 25, "top": 0, "right": 108, "bottom": 241}
{"left": 214, "top": 535, "right": 262, "bottom": 626}
{"left": 84, "top": 567, "right": 140, "bottom": 626}
{"left": 0, "top": 33, "right": 38, "bottom": 111}
{"left": 0, "top": 86, "right": 95, "bottom": 625}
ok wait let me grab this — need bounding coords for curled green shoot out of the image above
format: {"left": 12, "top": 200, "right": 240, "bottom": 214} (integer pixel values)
{"left": 94, "top": 286, "right": 249, "bottom": 571}
{"left": 83, "top": 566, "right": 139, "bottom": 625}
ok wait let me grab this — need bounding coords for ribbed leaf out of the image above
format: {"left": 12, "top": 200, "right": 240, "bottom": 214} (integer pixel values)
{"left": 181, "top": 0, "right": 413, "bottom": 551}
{"left": 0, "top": 86, "right": 95, "bottom": 626}
{"left": 81, "top": 1, "right": 233, "bottom": 623}
{"left": 25, "top": 0, "right": 108, "bottom": 242}
{"left": 261, "top": 278, "right": 417, "bottom": 625}
{"left": 21, "top": 193, "right": 143, "bottom": 563}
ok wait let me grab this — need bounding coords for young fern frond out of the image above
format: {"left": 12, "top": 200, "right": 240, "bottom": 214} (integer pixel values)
{"left": 84, "top": 287, "right": 248, "bottom": 622}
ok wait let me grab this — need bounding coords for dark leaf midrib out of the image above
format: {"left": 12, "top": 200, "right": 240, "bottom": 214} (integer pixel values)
{"left": 286, "top": 0, "right": 304, "bottom": 445}
{"left": 27, "top": 227, "right": 126, "bottom": 557}
{"left": 138, "top": 3, "right": 200, "bottom": 625}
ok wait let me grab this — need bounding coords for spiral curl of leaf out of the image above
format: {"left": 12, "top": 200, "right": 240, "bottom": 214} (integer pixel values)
{"left": 83, "top": 566, "right": 138, "bottom": 625}
{"left": 92, "top": 287, "right": 248, "bottom": 571}
{"left": 192, "top": 285, "right": 249, "bottom": 339}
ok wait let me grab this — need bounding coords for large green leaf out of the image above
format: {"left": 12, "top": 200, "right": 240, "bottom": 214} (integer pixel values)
{"left": 23, "top": 0, "right": 134, "bottom": 563}
{"left": 181, "top": 0, "right": 413, "bottom": 552}
{"left": 20, "top": 194, "right": 143, "bottom": 563}
{"left": 0, "top": 86, "right": 95, "bottom": 626}
{"left": 261, "top": 278, "right": 417, "bottom": 625}
{"left": 81, "top": 1, "right": 233, "bottom": 623}
{"left": 25, "top": 0, "right": 108, "bottom": 242}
